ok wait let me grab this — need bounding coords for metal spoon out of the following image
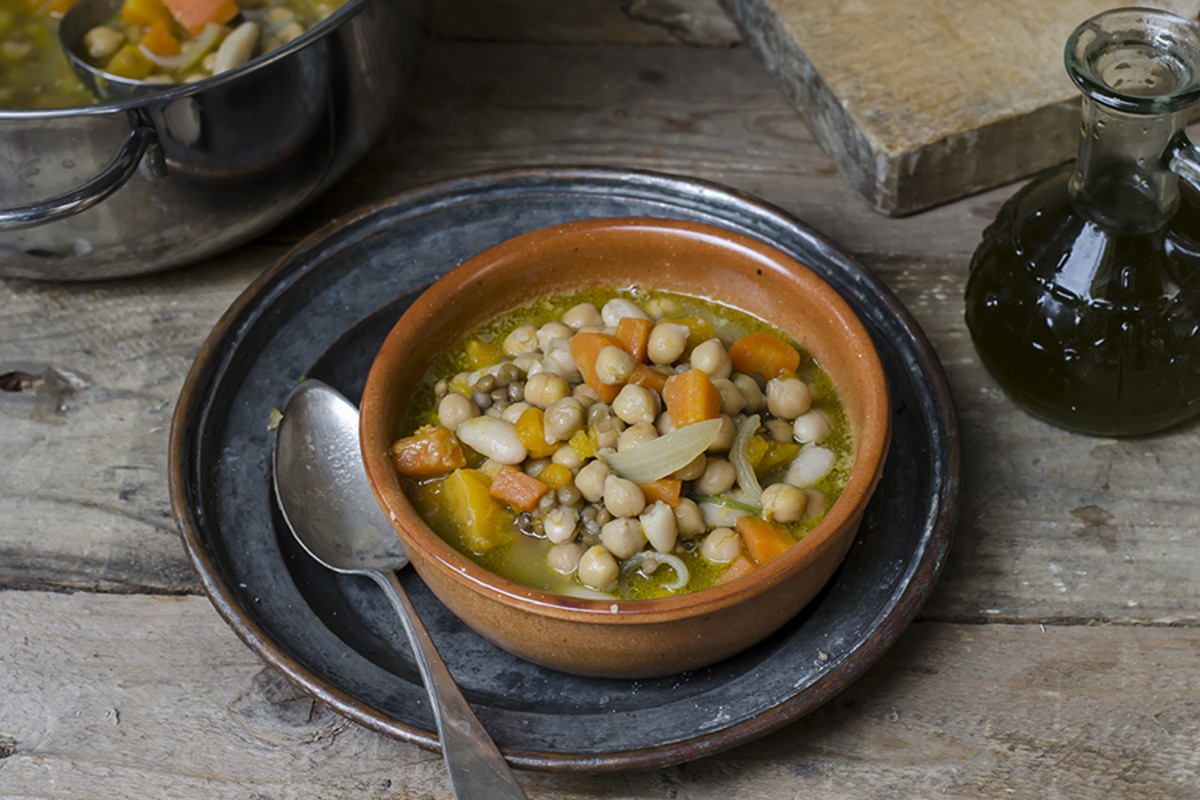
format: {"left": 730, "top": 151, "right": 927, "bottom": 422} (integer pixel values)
{"left": 59, "top": 0, "right": 176, "bottom": 100}
{"left": 271, "top": 380, "right": 528, "bottom": 800}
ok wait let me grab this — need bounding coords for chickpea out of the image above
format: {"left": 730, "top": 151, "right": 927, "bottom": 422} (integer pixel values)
{"left": 673, "top": 498, "right": 706, "bottom": 536}
{"left": 766, "top": 377, "right": 813, "bottom": 420}
{"left": 543, "top": 506, "right": 580, "bottom": 543}
{"left": 765, "top": 418, "right": 793, "bottom": 442}
{"left": 524, "top": 457, "right": 551, "bottom": 478}
{"left": 503, "top": 324, "right": 539, "bottom": 356}
{"left": 690, "top": 338, "right": 733, "bottom": 379}
{"left": 701, "top": 527, "right": 742, "bottom": 564}
{"left": 543, "top": 396, "right": 585, "bottom": 442}
{"left": 693, "top": 458, "right": 736, "bottom": 495}
{"left": 706, "top": 415, "right": 737, "bottom": 453}
{"left": 672, "top": 452, "right": 707, "bottom": 481}
{"left": 546, "top": 542, "right": 584, "bottom": 575}
{"left": 793, "top": 409, "right": 831, "bottom": 444}
{"left": 601, "top": 518, "right": 646, "bottom": 559}
{"left": 618, "top": 422, "right": 658, "bottom": 452}
{"left": 656, "top": 410, "right": 677, "bottom": 435}
{"left": 572, "top": 383, "right": 600, "bottom": 407}
{"left": 595, "top": 345, "right": 636, "bottom": 385}
{"left": 83, "top": 25, "right": 124, "bottom": 59}
{"left": 640, "top": 501, "right": 678, "bottom": 552}
{"left": 591, "top": 415, "right": 623, "bottom": 450}
{"left": 647, "top": 322, "right": 690, "bottom": 365}
{"left": 501, "top": 401, "right": 532, "bottom": 424}
{"left": 711, "top": 377, "right": 747, "bottom": 416}
{"left": 603, "top": 474, "right": 646, "bottom": 518}
{"left": 732, "top": 373, "right": 766, "bottom": 413}
{"left": 601, "top": 298, "right": 651, "bottom": 327}
{"left": 536, "top": 321, "right": 573, "bottom": 352}
{"left": 761, "top": 483, "right": 807, "bottom": 523}
{"left": 552, "top": 443, "right": 585, "bottom": 470}
{"left": 524, "top": 372, "right": 570, "bottom": 409}
{"left": 611, "top": 384, "right": 658, "bottom": 425}
{"left": 557, "top": 484, "right": 583, "bottom": 506}
{"left": 437, "top": 392, "right": 479, "bottom": 431}
{"left": 574, "top": 460, "right": 609, "bottom": 503}
{"left": 562, "top": 302, "right": 603, "bottom": 330}
{"left": 577, "top": 545, "right": 619, "bottom": 590}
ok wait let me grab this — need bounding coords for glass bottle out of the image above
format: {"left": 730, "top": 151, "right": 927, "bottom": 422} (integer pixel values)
{"left": 965, "top": 8, "right": 1200, "bottom": 436}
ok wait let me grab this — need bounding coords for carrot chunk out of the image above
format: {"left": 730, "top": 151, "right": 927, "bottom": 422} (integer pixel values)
{"left": 389, "top": 426, "right": 467, "bottom": 477}
{"left": 729, "top": 332, "right": 801, "bottom": 380}
{"left": 662, "top": 368, "right": 722, "bottom": 427}
{"left": 569, "top": 332, "right": 623, "bottom": 402}
{"left": 736, "top": 517, "right": 796, "bottom": 565}
{"left": 488, "top": 466, "right": 550, "bottom": 512}
{"left": 615, "top": 317, "right": 653, "bottom": 363}
{"left": 161, "top": 0, "right": 238, "bottom": 35}
{"left": 715, "top": 554, "right": 757, "bottom": 584}
{"left": 639, "top": 478, "right": 682, "bottom": 507}
{"left": 627, "top": 363, "right": 667, "bottom": 394}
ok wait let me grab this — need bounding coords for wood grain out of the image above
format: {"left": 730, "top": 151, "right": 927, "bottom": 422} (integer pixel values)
{"left": 0, "top": 591, "right": 1196, "bottom": 798}
{"left": 722, "top": 0, "right": 1200, "bottom": 214}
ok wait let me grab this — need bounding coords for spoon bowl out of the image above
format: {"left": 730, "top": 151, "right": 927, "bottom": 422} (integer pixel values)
{"left": 271, "top": 380, "right": 527, "bottom": 800}
{"left": 59, "top": 0, "right": 170, "bottom": 100}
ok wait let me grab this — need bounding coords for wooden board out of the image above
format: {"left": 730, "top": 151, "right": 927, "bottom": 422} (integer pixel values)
{"left": 722, "top": 0, "right": 1200, "bottom": 215}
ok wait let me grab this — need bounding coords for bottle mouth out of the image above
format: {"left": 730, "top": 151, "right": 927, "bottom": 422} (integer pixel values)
{"left": 1066, "top": 7, "right": 1200, "bottom": 114}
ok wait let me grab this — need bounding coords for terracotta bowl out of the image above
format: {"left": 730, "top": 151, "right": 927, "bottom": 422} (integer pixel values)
{"left": 359, "top": 217, "right": 891, "bottom": 678}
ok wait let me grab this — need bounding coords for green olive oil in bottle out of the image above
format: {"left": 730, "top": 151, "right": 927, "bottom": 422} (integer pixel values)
{"left": 965, "top": 8, "right": 1200, "bottom": 436}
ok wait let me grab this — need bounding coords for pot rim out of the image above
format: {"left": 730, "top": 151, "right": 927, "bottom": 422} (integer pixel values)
{"left": 0, "top": 0, "right": 368, "bottom": 120}
{"left": 360, "top": 216, "right": 892, "bottom": 626}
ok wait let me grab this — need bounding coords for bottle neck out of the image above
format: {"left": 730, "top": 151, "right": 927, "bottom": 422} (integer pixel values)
{"left": 1068, "top": 98, "right": 1188, "bottom": 234}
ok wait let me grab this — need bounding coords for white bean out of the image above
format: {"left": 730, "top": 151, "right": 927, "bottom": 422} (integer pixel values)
{"left": 574, "top": 460, "right": 609, "bottom": 502}
{"left": 601, "top": 518, "right": 646, "bottom": 559}
{"left": 792, "top": 409, "right": 831, "bottom": 443}
{"left": 766, "top": 377, "right": 813, "bottom": 420}
{"left": 601, "top": 298, "right": 651, "bottom": 327}
{"left": 640, "top": 501, "right": 678, "bottom": 553}
{"left": 454, "top": 416, "right": 526, "bottom": 464}
{"left": 784, "top": 445, "right": 836, "bottom": 487}
{"left": 700, "top": 527, "right": 742, "bottom": 564}
{"left": 603, "top": 474, "right": 646, "bottom": 518}
{"left": 83, "top": 26, "right": 123, "bottom": 59}
{"left": 577, "top": 545, "right": 619, "bottom": 589}
{"left": 213, "top": 22, "right": 261, "bottom": 75}
{"left": 647, "top": 322, "right": 690, "bottom": 365}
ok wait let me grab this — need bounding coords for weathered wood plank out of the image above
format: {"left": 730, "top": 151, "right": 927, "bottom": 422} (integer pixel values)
{"left": 1, "top": 592, "right": 1196, "bottom": 797}
{"left": 430, "top": 0, "right": 741, "bottom": 47}
{"left": 285, "top": 40, "right": 1011, "bottom": 258}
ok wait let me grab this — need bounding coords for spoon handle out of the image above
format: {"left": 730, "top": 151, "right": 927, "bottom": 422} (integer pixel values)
{"left": 371, "top": 570, "right": 529, "bottom": 800}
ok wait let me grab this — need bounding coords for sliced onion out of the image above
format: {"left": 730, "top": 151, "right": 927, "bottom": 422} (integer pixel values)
{"left": 601, "top": 418, "right": 722, "bottom": 484}
{"left": 177, "top": 23, "right": 225, "bottom": 72}
{"left": 730, "top": 413, "right": 763, "bottom": 504}
{"left": 623, "top": 551, "right": 690, "bottom": 593}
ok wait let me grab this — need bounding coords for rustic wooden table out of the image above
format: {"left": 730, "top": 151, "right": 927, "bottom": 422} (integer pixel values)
{"left": 3, "top": 1, "right": 1198, "bottom": 797}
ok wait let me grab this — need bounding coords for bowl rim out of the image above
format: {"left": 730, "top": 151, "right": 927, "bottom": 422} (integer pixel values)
{"left": 359, "top": 216, "right": 891, "bottom": 623}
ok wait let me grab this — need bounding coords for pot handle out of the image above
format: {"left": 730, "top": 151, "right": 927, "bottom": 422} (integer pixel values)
{"left": 0, "top": 112, "right": 156, "bottom": 232}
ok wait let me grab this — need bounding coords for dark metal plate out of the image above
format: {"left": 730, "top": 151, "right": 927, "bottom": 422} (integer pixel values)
{"left": 169, "top": 166, "right": 960, "bottom": 772}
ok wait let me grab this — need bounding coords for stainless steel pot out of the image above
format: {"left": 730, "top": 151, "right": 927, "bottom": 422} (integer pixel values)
{"left": 0, "top": 0, "right": 426, "bottom": 281}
